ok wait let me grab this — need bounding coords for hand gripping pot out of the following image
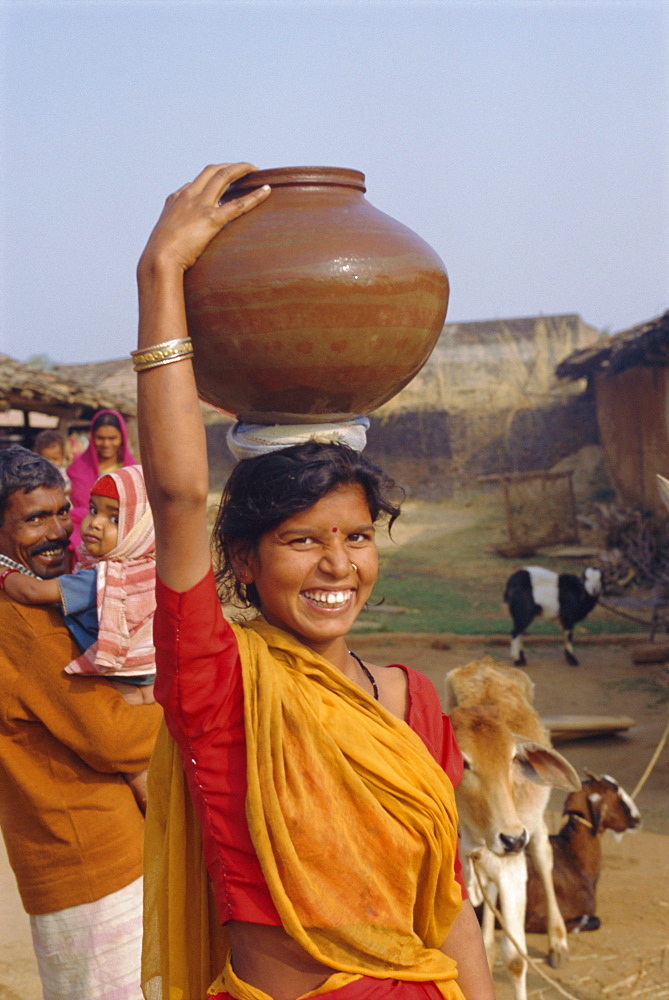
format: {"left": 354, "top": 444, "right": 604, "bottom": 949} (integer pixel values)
{"left": 184, "top": 166, "right": 449, "bottom": 424}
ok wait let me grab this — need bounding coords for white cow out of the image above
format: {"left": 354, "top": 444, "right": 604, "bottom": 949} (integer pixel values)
{"left": 444, "top": 657, "right": 580, "bottom": 1000}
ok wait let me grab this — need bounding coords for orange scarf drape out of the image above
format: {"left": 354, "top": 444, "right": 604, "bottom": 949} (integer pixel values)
{"left": 142, "top": 622, "right": 464, "bottom": 1000}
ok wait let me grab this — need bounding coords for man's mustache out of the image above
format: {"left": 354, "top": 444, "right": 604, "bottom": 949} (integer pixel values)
{"left": 30, "top": 539, "right": 69, "bottom": 557}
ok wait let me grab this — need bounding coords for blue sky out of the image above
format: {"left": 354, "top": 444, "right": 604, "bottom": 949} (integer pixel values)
{"left": 1, "top": 0, "right": 667, "bottom": 364}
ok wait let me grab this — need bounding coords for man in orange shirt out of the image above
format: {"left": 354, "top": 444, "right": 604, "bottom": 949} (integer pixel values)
{"left": 0, "top": 445, "right": 161, "bottom": 1000}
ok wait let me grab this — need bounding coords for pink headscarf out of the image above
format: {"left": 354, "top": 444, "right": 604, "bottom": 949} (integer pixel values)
{"left": 67, "top": 409, "right": 137, "bottom": 549}
{"left": 66, "top": 464, "right": 156, "bottom": 678}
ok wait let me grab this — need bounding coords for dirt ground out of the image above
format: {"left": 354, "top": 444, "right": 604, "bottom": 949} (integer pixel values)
{"left": 1, "top": 637, "right": 667, "bottom": 1000}
{"left": 352, "top": 633, "right": 669, "bottom": 1000}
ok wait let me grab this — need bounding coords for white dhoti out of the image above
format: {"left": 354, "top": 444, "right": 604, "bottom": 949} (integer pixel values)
{"left": 29, "top": 876, "right": 143, "bottom": 1000}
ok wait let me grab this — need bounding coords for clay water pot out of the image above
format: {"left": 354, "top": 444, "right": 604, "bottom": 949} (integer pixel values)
{"left": 184, "top": 166, "right": 449, "bottom": 423}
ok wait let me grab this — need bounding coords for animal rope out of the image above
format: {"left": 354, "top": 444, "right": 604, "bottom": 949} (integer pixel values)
{"left": 597, "top": 598, "right": 659, "bottom": 629}
{"left": 471, "top": 858, "right": 581, "bottom": 1000}
{"left": 631, "top": 714, "right": 669, "bottom": 800}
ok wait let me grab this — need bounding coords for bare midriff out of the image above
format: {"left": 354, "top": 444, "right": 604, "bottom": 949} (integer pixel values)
{"left": 228, "top": 921, "right": 335, "bottom": 1000}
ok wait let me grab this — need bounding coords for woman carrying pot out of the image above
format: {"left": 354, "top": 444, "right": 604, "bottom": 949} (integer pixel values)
{"left": 138, "top": 163, "right": 494, "bottom": 1000}
{"left": 67, "top": 409, "right": 137, "bottom": 548}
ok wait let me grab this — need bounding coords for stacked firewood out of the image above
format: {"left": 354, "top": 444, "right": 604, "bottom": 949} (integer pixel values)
{"left": 582, "top": 503, "right": 669, "bottom": 591}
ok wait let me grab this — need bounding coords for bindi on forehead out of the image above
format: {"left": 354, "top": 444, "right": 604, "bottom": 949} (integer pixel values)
{"left": 332, "top": 526, "right": 338, "bottom": 533}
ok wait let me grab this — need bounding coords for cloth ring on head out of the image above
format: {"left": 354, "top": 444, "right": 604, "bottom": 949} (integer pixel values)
{"left": 226, "top": 416, "right": 370, "bottom": 461}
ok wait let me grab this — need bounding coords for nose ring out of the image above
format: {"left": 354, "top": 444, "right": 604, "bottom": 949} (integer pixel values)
{"left": 350, "top": 562, "right": 358, "bottom": 573}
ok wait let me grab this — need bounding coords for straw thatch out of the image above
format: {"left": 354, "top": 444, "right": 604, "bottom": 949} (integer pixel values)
{"left": 556, "top": 310, "right": 669, "bottom": 380}
{"left": 0, "top": 354, "right": 134, "bottom": 418}
{"left": 51, "top": 359, "right": 137, "bottom": 413}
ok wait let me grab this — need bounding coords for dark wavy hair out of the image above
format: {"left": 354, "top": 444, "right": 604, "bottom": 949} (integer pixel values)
{"left": 213, "top": 441, "right": 403, "bottom": 609}
{"left": 0, "top": 446, "right": 65, "bottom": 525}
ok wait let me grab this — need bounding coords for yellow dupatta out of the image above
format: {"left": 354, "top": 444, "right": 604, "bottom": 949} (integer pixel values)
{"left": 142, "top": 621, "right": 464, "bottom": 1000}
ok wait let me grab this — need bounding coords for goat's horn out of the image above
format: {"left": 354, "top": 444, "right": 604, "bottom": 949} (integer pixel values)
{"left": 584, "top": 768, "right": 599, "bottom": 781}
{"left": 657, "top": 474, "right": 669, "bottom": 511}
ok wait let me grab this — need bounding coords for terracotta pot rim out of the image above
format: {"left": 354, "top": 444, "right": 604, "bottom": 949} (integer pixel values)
{"left": 229, "top": 166, "right": 367, "bottom": 193}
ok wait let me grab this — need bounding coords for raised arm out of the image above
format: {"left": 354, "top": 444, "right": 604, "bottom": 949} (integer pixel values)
{"left": 136, "top": 163, "right": 270, "bottom": 591}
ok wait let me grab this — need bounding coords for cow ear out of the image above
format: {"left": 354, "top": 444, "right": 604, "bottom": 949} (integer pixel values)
{"left": 513, "top": 739, "right": 582, "bottom": 791}
{"left": 443, "top": 673, "right": 458, "bottom": 711}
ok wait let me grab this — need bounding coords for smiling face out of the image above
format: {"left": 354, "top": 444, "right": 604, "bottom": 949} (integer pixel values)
{"left": 92, "top": 425, "right": 123, "bottom": 466}
{"left": 0, "top": 486, "right": 72, "bottom": 578}
{"left": 241, "top": 484, "right": 379, "bottom": 658}
{"left": 80, "top": 494, "right": 120, "bottom": 558}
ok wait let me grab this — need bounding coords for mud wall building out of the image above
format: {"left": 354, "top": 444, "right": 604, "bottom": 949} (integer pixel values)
{"left": 365, "top": 313, "right": 601, "bottom": 496}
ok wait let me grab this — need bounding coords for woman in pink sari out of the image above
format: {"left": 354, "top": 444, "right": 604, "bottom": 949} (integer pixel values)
{"left": 67, "top": 409, "right": 137, "bottom": 548}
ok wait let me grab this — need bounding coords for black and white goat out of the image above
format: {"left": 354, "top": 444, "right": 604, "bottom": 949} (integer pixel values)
{"left": 504, "top": 566, "right": 603, "bottom": 666}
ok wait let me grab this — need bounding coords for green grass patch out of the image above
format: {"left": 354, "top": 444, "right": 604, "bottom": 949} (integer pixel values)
{"left": 366, "top": 571, "right": 510, "bottom": 634}
{"left": 354, "top": 498, "right": 648, "bottom": 636}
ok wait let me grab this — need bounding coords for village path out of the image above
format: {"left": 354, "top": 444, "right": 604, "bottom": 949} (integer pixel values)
{"left": 0, "top": 836, "right": 41, "bottom": 999}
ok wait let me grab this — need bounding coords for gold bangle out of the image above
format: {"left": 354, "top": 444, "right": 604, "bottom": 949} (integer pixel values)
{"left": 130, "top": 337, "right": 193, "bottom": 367}
{"left": 133, "top": 348, "right": 194, "bottom": 373}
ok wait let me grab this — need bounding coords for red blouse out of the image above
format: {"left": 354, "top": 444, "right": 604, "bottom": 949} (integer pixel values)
{"left": 154, "top": 568, "right": 466, "bottom": 926}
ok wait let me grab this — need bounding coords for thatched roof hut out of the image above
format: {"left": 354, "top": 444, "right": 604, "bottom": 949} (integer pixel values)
{"left": 50, "top": 357, "right": 230, "bottom": 478}
{"left": 557, "top": 311, "right": 669, "bottom": 514}
{"left": 556, "top": 311, "right": 669, "bottom": 379}
{"left": 51, "top": 359, "right": 137, "bottom": 411}
{"left": 0, "top": 354, "right": 135, "bottom": 450}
